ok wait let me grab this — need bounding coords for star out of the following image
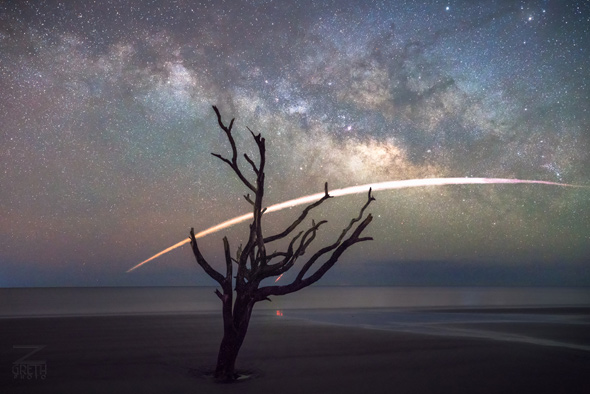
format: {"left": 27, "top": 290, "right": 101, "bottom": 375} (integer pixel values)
{"left": 0, "top": 0, "right": 588, "bottom": 287}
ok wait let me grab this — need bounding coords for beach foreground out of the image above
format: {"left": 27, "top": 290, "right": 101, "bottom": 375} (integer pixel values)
{"left": 2, "top": 310, "right": 589, "bottom": 393}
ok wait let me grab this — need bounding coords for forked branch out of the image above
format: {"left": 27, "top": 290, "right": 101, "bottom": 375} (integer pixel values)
{"left": 255, "top": 189, "right": 375, "bottom": 298}
{"left": 211, "top": 105, "right": 257, "bottom": 192}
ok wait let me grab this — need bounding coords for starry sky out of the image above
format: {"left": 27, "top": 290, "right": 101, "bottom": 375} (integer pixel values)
{"left": 1, "top": 0, "right": 589, "bottom": 287}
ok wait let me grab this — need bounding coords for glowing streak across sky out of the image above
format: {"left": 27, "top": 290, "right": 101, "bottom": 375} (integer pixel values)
{"left": 126, "top": 177, "right": 584, "bottom": 273}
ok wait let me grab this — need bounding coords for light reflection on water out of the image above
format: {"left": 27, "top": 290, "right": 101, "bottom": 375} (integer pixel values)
{"left": 274, "top": 306, "right": 590, "bottom": 352}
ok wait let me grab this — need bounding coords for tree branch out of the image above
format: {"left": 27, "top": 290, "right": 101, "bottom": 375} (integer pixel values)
{"left": 255, "top": 214, "right": 373, "bottom": 299}
{"left": 258, "top": 230, "right": 304, "bottom": 279}
{"left": 264, "top": 182, "right": 333, "bottom": 244}
{"left": 243, "top": 194, "right": 255, "bottom": 206}
{"left": 211, "top": 105, "right": 257, "bottom": 192}
{"left": 259, "top": 219, "right": 327, "bottom": 280}
{"left": 243, "top": 153, "right": 259, "bottom": 175}
{"left": 255, "top": 189, "right": 375, "bottom": 298}
{"left": 296, "top": 188, "right": 375, "bottom": 281}
{"left": 222, "top": 236, "right": 233, "bottom": 282}
{"left": 190, "top": 227, "right": 225, "bottom": 285}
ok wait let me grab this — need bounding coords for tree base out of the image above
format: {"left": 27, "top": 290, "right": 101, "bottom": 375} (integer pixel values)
{"left": 189, "top": 366, "right": 261, "bottom": 383}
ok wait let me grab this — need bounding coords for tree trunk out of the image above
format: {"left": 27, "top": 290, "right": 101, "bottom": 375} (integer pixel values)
{"left": 214, "top": 299, "right": 254, "bottom": 381}
{"left": 215, "top": 328, "right": 241, "bottom": 381}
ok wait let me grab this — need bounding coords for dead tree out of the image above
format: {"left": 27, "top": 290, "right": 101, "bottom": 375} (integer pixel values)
{"left": 190, "top": 105, "right": 375, "bottom": 381}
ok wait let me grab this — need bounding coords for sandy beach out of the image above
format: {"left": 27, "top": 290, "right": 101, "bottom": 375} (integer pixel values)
{"left": 2, "top": 310, "right": 590, "bottom": 394}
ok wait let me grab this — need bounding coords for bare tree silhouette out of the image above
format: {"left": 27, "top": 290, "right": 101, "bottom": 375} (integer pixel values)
{"left": 190, "top": 106, "right": 375, "bottom": 381}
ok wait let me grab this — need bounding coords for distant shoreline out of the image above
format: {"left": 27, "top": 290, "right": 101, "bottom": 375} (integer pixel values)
{"left": 3, "top": 304, "right": 590, "bottom": 320}
{"left": 3, "top": 286, "right": 590, "bottom": 319}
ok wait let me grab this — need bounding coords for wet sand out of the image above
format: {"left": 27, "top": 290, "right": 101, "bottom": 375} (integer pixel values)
{"left": 2, "top": 311, "right": 590, "bottom": 393}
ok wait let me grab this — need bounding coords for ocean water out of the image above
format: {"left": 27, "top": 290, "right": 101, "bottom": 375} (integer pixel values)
{"left": 1, "top": 286, "right": 590, "bottom": 318}
{"left": 283, "top": 307, "right": 590, "bottom": 352}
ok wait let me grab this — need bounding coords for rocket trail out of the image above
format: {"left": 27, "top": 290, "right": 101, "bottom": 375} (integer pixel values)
{"left": 126, "top": 177, "right": 584, "bottom": 272}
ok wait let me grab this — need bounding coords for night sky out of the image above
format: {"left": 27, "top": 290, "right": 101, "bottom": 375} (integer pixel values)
{"left": 1, "top": 0, "right": 589, "bottom": 287}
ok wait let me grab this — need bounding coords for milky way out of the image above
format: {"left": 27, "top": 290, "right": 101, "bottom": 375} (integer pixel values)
{"left": 1, "top": 0, "right": 589, "bottom": 286}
